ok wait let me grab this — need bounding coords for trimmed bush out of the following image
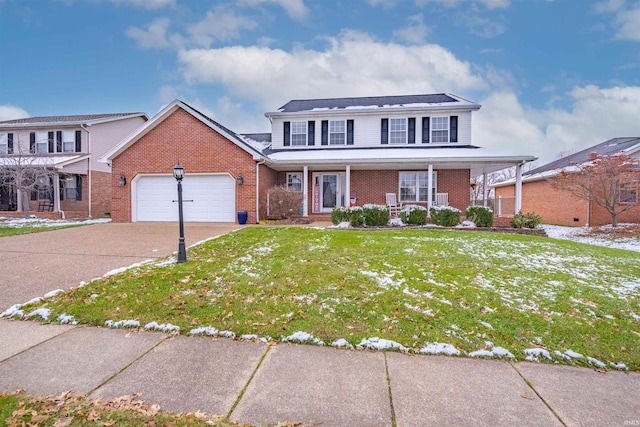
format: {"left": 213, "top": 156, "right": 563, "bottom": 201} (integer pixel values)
{"left": 350, "top": 206, "right": 365, "bottom": 227}
{"left": 465, "top": 206, "right": 494, "bottom": 228}
{"left": 400, "top": 205, "right": 427, "bottom": 225}
{"left": 511, "top": 211, "right": 542, "bottom": 229}
{"left": 331, "top": 206, "right": 351, "bottom": 225}
{"left": 429, "top": 206, "right": 461, "bottom": 227}
{"left": 267, "top": 185, "right": 303, "bottom": 219}
{"left": 363, "top": 204, "right": 390, "bottom": 227}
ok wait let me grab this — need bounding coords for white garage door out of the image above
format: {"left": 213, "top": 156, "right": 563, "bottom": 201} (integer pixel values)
{"left": 134, "top": 174, "right": 235, "bottom": 222}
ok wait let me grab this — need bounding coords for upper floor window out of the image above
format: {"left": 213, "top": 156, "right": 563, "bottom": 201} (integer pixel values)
{"left": 0, "top": 133, "right": 9, "bottom": 154}
{"left": 63, "top": 131, "right": 75, "bottom": 152}
{"left": 389, "top": 118, "right": 407, "bottom": 144}
{"left": 291, "top": 122, "right": 307, "bottom": 146}
{"left": 36, "top": 132, "right": 49, "bottom": 153}
{"left": 329, "top": 120, "right": 346, "bottom": 145}
{"left": 431, "top": 117, "right": 449, "bottom": 143}
{"left": 287, "top": 172, "right": 303, "bottom": 192}
{"left": 423, "top": 116, "right": 458, "bottom": 144}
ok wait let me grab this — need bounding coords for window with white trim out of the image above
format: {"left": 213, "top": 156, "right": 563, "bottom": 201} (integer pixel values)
{"left": 389, "top": 118, "right": 407, "bottom": 144}
{"left": 65, "top": 176, "right": 77, "bottom": 200}
{"left": 431, "top": 117, "right": 449, "bottom": 143}
{"left": 291, "top": 121, "right": 307, "bottom": 146}
{"left": 36, "top": 131, "right": 48, "bottom": 153}
{"left": 399, "top": 171, "right": 437, "bottom": 202}
{"left": 287, "top": 172, "right": 303, "bottom": 192}
{"left": 0, "top": 134, "right": 7, "bottom": 154}
{"left": 62, "top": 130, "right": 75, "bottom": 152}
{"left": 620, "top": 182, "right": 638, "bottom": 204}
{"left": 329, "top": 120, "right": 346, "bottom": 145}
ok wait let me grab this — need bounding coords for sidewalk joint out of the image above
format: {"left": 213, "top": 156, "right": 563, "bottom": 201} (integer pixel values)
{"left": 509, "top": 361, "right": 567, "bottom": 427}
{"left": 384, "top": 352, "right": 397, "bottom": 427}
{"left": 226, "top": 343, "right": 271, "bottom": 421}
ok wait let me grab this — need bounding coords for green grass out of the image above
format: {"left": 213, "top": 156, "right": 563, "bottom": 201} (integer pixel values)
{"left": 0, "top": 390, "right": 239, "bottom": 426}
{"left": 0, "top": 224, "right": 83, "bottom": 237}
{"left": 16, "top": 227, "right": 640, "bottom": 370}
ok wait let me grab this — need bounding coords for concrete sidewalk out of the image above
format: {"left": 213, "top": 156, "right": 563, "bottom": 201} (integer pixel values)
{"left": 0, "top": 319, "right": 638, "bottom": 426}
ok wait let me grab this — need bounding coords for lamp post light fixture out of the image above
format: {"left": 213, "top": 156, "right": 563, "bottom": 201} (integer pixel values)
{"left": 173, "top": 162, "right": 187, "bottom": 263}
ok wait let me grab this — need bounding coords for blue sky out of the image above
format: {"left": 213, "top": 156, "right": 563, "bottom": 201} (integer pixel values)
{"left": 1, "top": 0, "right": 639, "bottom": 163}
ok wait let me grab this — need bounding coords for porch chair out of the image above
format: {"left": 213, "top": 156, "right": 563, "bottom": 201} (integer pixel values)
{"left": 386, "top": 193, "right": 402, "bottom": 217}
{"left": 37, "top": 200, "right": 54, "bottom": 212}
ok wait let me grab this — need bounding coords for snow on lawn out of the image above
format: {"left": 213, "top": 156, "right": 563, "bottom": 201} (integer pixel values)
{"left": 0, "top": 217, "right": 111, "bottom": 228}
{"left": 420, "top": 342, "right": 460, "bottom": 356}
{"left": 542, "top": 224, "right": 640, "bottom": 253}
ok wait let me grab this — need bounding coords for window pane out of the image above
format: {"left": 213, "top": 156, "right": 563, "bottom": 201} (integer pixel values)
{"left": 399, "top": 172, "right": 416, "bottom": 202}
{"left": 0, "top": 134, "right": 6, "bottom": 154}
{"left": 431, "top": 117, "right": 449, "bottom": 143}
{"left": 36, "top": 132, "right": 48, "bottom": 153}
{"left": 63, "top": 131, "right": 75, "bottom": 152}
{"left": 329, "top": 120, "right": 345, "bottom": 145}
{"left": 287, "top": 173, "right": 302, "bottom": 192}
{"left": 389, "top": 118, "right": 406, "bottom": 144}
{"left": 291, "top": 121, "right": 306, "bottom": 146}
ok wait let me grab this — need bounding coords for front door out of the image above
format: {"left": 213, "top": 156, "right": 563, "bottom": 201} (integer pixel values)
{"left": 314, "top": 173, "right": 346, "bottom": 213}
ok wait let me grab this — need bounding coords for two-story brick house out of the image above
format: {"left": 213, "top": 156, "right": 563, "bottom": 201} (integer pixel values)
{"left": 103, "top": 95, "right": 536, "bottom": 223}
{"left": 0, "top": 113, "right": 148, "bottom": 218}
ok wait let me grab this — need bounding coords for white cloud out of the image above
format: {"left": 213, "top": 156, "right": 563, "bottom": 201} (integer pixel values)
{"left": 239, "top": 0, "right": 309, "bottom": 21}
{"left": 126, "top": 17, "right": 183, "bottom": 49}
{"left": 178, "top": 30, "right": 488, "bottom": 110}
{"left": 187, "top": 6, "right": 258, "bottom": 47}
{"left": 593, "top": 0, "right": 625, "bottom": 14}
{"left": 108, "top": 0, "right": 175, "bottom": 10}
{"left": 367, "top": 0, "right": 399, "bottom": 8}
{"left": 393, "top": 13, "right": 430, "bottom": 44}
{"left": 474, "top": 85, "right": 640, "bottom": 164}
{"left": 594, "top": 0, "right": 640, "bottom": 42}
{"left": 458, "top": 12, "right": 506, "bottom": 38}
{"left": 0, "top": 104, "right": 29, "bottom": 121}
{"left": 416, "top": 0, "right": 510, "bottom": 10}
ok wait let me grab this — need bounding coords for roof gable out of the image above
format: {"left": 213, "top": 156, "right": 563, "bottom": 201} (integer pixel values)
{"left": 100, "top": 100, "right": 267, "bottom": 163}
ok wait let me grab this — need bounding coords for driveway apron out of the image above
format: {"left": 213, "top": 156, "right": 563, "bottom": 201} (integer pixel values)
{"left": 0, "top": 222, "right": 241, "bottom": 310}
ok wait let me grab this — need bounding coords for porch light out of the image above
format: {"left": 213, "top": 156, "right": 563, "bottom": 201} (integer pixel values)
{"left": 237, "top": 173, "right": 244, "bottom": 185}
{"left": 173, "top": 162, "right": 184, "bottom": 182}
{"left": 118, "top": 174, "right": 127, "bottom": 187}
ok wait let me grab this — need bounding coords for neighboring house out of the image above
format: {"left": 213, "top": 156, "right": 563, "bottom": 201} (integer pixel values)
{"left": 102, "top": 95, "right": 537, "bottom": 223}
{"left": 493, "top": 137, "right": 640, "bottom": 226}
{"left": 0, "top": 113, "right": 148, "bottom": 218}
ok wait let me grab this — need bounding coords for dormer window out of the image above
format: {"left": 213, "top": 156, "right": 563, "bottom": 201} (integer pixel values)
{"left": 329, "top": 120, "right": 346, "bottom": 145}
{"left": 284, "top": 121, "right": 315, "bottom": 146}
{"left": 431, "top": 117, "right": 449, "bottom": 143}
{"left": 389, "top": 118, "right": 407, "bottom": 144}
{"left": 422, "top": 116, "right": 458, "bottom": 143}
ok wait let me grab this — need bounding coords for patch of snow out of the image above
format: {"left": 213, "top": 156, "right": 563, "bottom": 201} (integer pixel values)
{"left": 609, "top": 362, "right": 628, "bottom": 370}
{"left": 587, "top": 356, "right": 606, "bottom": 368}
{"left": 331, "top": 221, "right": 351, "bottom": 229}
{"left": 105, "top": 319, "right": 140, "bottom": 329}
{"left": 241, "top": 334, "right": 259, "bottom": 340}
{"left": 1, "top": 304, "right": 25, "bottom": 318}
{"left": 479, "top": 321, "right": 493, "bottom": 329}
{"left": 27, "top": 308, "right": 50, "bottom": 320}
{"left": 470, "top": 346, "right": 514, "bottom": 359}
{"left": 43, "top": 289, "right": 64, "bottom": 298}
{"left": 564, "top": 349, "right": 584, "bottom": 359}
{"left": 542, "top": 224, "right": 640, "bottom": 253}
{"left": 469, "top": 349, "right": 494, "bottom": 358}
{"left": 145, "top": 321, "right": 180, "bottom": 332}
{"left": 331, "top": 338, "right": 354, "bottom": 349}
{"left": 389, "top": 218, "right": 405, "bottom": 227}
{"left": 57, "top": 313, "right": 78, "bottom": 325}
{"left": 357, "top": 337, "right": 408, "bottom": 352}
{"left": 420, "top": 342, "right": 460, "bottom": 356}
{"left": 103, "top": 260, "right": 153, "bottom": 277}
{"left": 0, "top": 217, "right": 111, "bottom": 228}
{"left": 524, "top": 348, "right": 551, "bottom": 361}
{"left": 457, "top": 220, "right": 476, "bottom": 228}
{"left": 282, "top": 331, "right": 325, "bottom": 346}
{"left": 360, "top": 270, "right": 405, "bottom": 290}
{"left": 190, "top": 326, "right": 218, "bottom": 336}
{"left": 218, "top": 330, "right": 235, "bottom": 338}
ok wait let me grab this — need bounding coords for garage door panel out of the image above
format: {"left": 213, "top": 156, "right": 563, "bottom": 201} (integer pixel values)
{"left": 135, "top": 175, "right": 235, "bottom": 222}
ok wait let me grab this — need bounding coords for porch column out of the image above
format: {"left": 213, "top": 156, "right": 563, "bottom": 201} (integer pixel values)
{"left": 303, "top": 165, "right": 309, "bottom": 217}
{"left": 515, "top": 162, "right": 523, "bottom": 214}
{"left": 427, "top": 164, "right": 433, "bottom": 217}
{"left": 345, "top": 165, "right": 351, "bottom": 209}
{"left": 16, "top": 189, "right": 22, "bottom": 211}
{"left": 483, "top": 171, "right": 488, "bottom": 207}
{"left": 53, "top": 173, "right": 60, "bottom": 212}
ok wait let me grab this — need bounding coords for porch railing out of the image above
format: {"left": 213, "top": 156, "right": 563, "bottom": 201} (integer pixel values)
{"left": 471, "top": 196, "right": 516, "bottom": 217}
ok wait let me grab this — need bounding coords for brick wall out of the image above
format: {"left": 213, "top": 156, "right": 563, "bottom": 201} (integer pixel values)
{"left": 111, "top": 108, "right": 259, "bottom": 223}
{"left": 496, "top": 180, "right": 640, "bottom": 226}
{"left": 258, "top": 164, "right": 278, "bottom": 221}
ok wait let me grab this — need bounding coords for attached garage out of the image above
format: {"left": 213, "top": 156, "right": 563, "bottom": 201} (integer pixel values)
{"left": 132, "top": 174, "right": 235, "bottom": 222}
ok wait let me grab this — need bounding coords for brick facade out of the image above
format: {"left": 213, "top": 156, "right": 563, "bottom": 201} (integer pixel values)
{"left": 496, "top": 180, "right": 640, "bottom": 226}
{"left": 111, "top": 108, "right": 258, "bottom": 223}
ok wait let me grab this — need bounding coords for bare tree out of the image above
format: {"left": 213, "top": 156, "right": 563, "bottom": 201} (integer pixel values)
{"left": 471, "top": 162, "right": 538, "bottom": 203}
{"left": 0, "top": 136, "right": 57, "bottom": 218}
{"left": 551, "top": 153, "right": 640, "bottom": 227}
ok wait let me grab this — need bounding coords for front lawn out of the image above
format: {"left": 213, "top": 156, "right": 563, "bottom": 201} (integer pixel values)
{"left": 0, "top": 225, "right": 81, "bottom": 237}
{"left": 11, "top": 227, "right": 640, "bottom": 370}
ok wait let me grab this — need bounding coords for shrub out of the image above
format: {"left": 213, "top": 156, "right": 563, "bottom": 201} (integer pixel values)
{"left": 429, "top": 206, "right": 461, "bottom": 227}
{"left": 350, "top": 206, "right": 365, "bottom": 227}
{"left": 400, "top": 205, "right": 427, "bottom": 225}
{"left": 511, "top": 211, "right": 542, "bottom": 229}
{"left": 363, "top": 204, "right": 390, "bottom": 227}
{"left": 465, "top": 206, "right": 494, "bottom": 228}
{"left": 331, "top": 206, "right": 351, "bottom": 225}
{"left": 267, "top": 186, "right": 302, "bottom": 219}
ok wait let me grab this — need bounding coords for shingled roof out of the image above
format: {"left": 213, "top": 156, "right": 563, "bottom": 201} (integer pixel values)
{"left": 276, "top": 93, "right": 463, "bottom": 113}
{"left": 0, "top": 113, "right": 146, "bottom": 126}
{"left": 524, "top": 137, "right": 640, "bottom": 177}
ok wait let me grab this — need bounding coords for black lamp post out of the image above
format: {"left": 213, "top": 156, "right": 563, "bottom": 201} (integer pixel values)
{"left": 173, "top": 162, "right": 187, "bottom": 263}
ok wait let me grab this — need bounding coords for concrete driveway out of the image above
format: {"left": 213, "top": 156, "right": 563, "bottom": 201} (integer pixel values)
{"left": 0, "top": 222, "right": 241, "bottom": 311}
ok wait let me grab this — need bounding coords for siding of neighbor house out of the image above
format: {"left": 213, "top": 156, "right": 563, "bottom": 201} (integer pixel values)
{"left": 90, "top": 117, "right": 147, "bottom": 173}
{"left": 110, "top": 108, "right": 258, "bottom": 223}
{"left": 495, "top": 180, "right": 640, "bottom": 226}
{"left": 270, "top": 111, "right": 472, "bottom": 149}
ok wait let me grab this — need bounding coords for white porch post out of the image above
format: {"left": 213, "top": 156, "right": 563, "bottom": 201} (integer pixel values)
{"left": 345, "top": 165, "right": 351, "bottom": 208}
{"left": 303, "top": 165, "right": 309, "bottom": 217}
{"left": 53, "top": 173, "right": 60, "bottom": 212}
{"left": 515, "top": 162, "right": 523, "bottom": 214}
{"left": 483, "top": 171, "right": 488, "bottom": 207}
{"left": 427, "top": 163, "right": 433, "bottom": 217}
{"left": 16, "top": 189, "right": 23, "bottom": 211}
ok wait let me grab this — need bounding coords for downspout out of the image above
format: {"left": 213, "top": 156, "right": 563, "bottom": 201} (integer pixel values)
{"left": 81, "top": 124, "right": 92, "bottom": 218}
{"left": 255, "top": 159, "right": 266, "bottom": 223}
